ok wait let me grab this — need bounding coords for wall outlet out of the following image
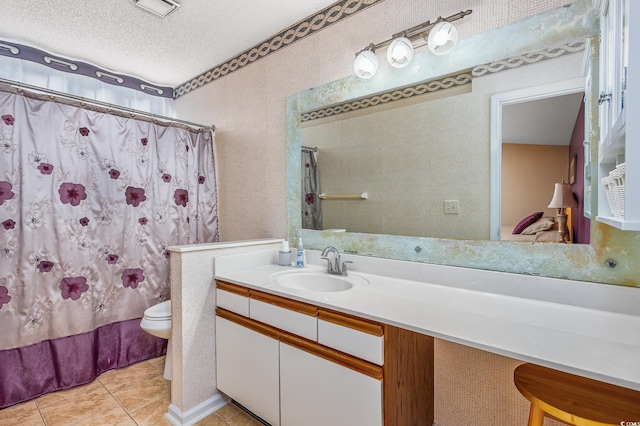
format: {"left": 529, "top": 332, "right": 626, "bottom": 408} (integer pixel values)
{"left": 444, "top": 200, "right": 459, "bottom": 214}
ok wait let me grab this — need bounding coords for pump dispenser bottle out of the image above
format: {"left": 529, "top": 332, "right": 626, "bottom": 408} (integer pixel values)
{"left": 278, "top": 241, "right": 291, "bottom": 266}
{"left": 295, "top": 237, "right": 306, "bottom": 267}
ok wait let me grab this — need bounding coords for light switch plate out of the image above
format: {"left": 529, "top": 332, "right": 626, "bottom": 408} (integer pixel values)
{"left": 444, "top": 200, "right": 459, "bottom": 214}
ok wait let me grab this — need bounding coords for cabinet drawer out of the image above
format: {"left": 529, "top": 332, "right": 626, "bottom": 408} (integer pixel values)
{"left": 216, "top": 281, "right": 250, "bottom": 316}
{"left": 216, "top": 289, "right": 249, "bottom": 316}
{"left": 318, "top": 309, "right": 384, "bottom": 365}
{"left": 318, "top": 319, "right": 383, "bottom": 365}
{"left": 250, "top": 297, "right": 317, "bottom": 341}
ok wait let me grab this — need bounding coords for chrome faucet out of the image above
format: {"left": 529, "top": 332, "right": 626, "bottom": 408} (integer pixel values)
{"left": 321, "top": 246, "right": 353, "bottom": 276}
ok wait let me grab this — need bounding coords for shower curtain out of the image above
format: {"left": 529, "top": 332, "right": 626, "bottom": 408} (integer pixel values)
{"left": 301, "top": 148, "right": 322, "bottom": 230}
{"left": 0, "top": 85, "right": 218, "bottom": 408}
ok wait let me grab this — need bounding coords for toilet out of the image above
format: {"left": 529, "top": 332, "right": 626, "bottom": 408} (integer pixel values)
{"left": 140, "top": 300, "right": 172, "bottom": 380}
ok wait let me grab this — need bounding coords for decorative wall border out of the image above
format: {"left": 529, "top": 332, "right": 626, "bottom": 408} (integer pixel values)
{"left": 174, "top": 0, "right": 384, "bottom": 98}
{"left": 300, "top": 70, "right": 473, "bottom": 123}
{"left": 299, "top": 41, "right": 585, "bottom": 123}
{"left": 472, "top": 41, "right": 586, "bottom": 77}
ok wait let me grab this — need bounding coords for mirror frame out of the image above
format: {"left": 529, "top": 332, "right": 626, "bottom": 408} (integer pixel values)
{"left": 286, "top": 1, "right": 639, "bottom": 286}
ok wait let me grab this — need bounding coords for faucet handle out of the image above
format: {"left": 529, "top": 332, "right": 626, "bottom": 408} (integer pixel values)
{"left": 339, "top": 260, "right": 353, "bottom": 275}
{"left": 321, "top": 255, "right": 335, "bottom": 272}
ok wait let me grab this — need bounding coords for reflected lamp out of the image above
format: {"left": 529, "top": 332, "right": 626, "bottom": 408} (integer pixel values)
{"left": 547, "top": 182, "right": 578, "bottom": 243}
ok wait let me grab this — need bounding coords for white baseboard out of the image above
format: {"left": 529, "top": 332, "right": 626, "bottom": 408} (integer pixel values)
{"left": 164, "top": 393, "right": 229, "bottom": 426}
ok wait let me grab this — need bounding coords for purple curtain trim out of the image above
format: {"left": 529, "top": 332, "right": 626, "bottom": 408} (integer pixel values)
{"left": 0, "top": 318, "right": 167, "bottom": 409}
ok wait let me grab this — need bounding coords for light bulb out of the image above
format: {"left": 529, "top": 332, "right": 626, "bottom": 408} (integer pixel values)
{"left": 428, "top": 21, "right": 458, "bottom": 55}
{"left": 354, "top": 50, "right": 378, "bottom": 79}
{"left": 387, "top": 37, "right": 414, "bottom": 68}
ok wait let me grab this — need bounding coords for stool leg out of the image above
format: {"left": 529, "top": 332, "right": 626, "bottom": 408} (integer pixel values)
{"left": 527, "top": 402, "right": 545, "bottom": 426}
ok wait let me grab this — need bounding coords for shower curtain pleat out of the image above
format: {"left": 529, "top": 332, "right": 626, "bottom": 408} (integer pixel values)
{"left": 0, "top": 87, "right": 218, "bottom": 408}
{"left": 301, "top": 149, "right": 322, "bottom": 230}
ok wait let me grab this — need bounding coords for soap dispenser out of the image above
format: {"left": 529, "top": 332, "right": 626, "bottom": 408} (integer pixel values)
{"left": 278, "top": 240, "right": 292, "bottom": 266}
{"left": 295, "top": 237, "right": 306, "bottom": 267}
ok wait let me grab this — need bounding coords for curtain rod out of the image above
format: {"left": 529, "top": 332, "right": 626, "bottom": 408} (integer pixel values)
{"left": 0, "top": 78, "right": 215, "bottom": 132}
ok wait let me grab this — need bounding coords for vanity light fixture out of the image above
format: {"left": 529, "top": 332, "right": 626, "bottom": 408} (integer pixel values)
{"left": 130, "top": 0, "right": 180, "bottom": 18}
{"left": 427, "top": 21, "right": 459, "bottom": 55}
{"left": 354, "top": 47, "right": 379, "bottom": 79}
{"left": 353, "top": 9, "right": 472, "bottom": 78}
{"left": 387, "top": 36, "right": 414, "bottom": 68}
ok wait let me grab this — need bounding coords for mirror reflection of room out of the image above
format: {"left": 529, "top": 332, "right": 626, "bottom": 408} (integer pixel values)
{"left": 301, "top": 48, "right": 588, "bottom": 243}
{"left": 500, "top": 92, "right": 590, "bottom": 244}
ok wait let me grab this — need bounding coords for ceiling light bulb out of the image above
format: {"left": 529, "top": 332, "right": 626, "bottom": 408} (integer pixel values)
{"left": 354, "top": 50, "right": 378, "bottom": 79}
{"left": 428, "top": 21, "right": 458, "bottom": 55}
{"left": 387, "top": 37, "right": 414, "bottom": 68}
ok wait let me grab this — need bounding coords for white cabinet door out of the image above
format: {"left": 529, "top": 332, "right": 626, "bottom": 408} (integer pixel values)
{"left": 280, "top": 341, "right": 383, "bottom": 426}
{"left": 215, "top": 315, "right": 280, "bottom": 426}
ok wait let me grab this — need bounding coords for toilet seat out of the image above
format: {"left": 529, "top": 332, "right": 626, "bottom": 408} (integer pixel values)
{"left": 143, "top": 300, "right": 171, "bottom": 321}
{"left": 140, "top": 299, "right": 172, "bottom": 380}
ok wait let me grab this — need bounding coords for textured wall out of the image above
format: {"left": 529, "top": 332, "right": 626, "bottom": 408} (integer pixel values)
{"left": 173, "top": 1, "right": 585, "bottom": 424}
{"left": 169, "top": 241, "right": 281, "bottom": 414}
{"left": 502, "top": 144, "right": 569, "bottom": 225}
{"left": 174, "top": 0, "right": 572, "bottom": 242}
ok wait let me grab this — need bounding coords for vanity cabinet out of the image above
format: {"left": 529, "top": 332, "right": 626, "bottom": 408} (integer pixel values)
{"left": 214, "top": 280, "right": 434, "bottom": 426}
{"left": 596, "top": 0, "right": 640, "bottom": 229}
{"left": 215, "top": 315, "right": 280, "bottom": 426}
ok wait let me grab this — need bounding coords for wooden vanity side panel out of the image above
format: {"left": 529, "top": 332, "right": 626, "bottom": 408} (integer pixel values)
{"left": 383, "top": 325, "right": 434, "bottom": 426}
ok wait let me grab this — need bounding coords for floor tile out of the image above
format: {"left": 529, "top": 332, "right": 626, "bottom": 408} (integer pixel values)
{"left": 99, "top": 360, "right": 162, "bottom": 393}
{"left": 110, "top": 374, "right": 170, "bottom": 413}
{"left": 215, "top": 404, "right": 265, "bottom": 426}
{"left": 39, "top": 383, "right": 122, "bottom": 426}
{"left": 148, "top": 356, "right": 166, "bottom": 374}
{"left": 0, "top": 400, "right": 44, "bottom": 426}
{"left": 68, "top": 403, "right": 136, "bottom": 426}
{"left": 194, "top": 413, "right": 229, "bottom": 426}
{"left": 213, "top": 403, "right": 243, "bottom": 422}
{"left": 129, "top": 395, "right": 171, "bottom": 426}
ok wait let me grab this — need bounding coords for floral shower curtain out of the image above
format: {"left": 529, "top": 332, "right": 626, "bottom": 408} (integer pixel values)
{"left": 301, "top": 148, "right": 322, "bottom": 230}
{"left": 0, "top": 84, "right": 218, "bottom": 408}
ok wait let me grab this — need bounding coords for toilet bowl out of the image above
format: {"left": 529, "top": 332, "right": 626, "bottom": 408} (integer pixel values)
{"left": 140, "top": 300, "right": 172, "bottom": 380}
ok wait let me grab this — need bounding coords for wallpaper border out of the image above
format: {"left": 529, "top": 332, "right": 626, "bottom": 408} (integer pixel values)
{"left": 174, "top": 0, "right": 385, "bottom": 98}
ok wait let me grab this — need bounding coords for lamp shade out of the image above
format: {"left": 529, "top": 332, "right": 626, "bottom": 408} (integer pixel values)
{"left": 354, "top": 50, "right": 378, "bottom": 79}
{"left": 387, "top": 37, "right": 414, "bottom": 68}
{"left": 547, "top": 183, "right": 578, "bottom": 208}
{"left": 427, "top": 21, "right": 458, "bottom": 55}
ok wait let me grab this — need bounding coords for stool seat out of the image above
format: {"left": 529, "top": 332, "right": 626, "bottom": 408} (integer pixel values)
{"left": 514, "top": 363, "right": 640, "bottom": 426}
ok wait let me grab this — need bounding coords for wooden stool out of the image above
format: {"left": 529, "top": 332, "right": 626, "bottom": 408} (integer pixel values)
{"left": 514, "top": 363, "right": 640, "bottom": 426}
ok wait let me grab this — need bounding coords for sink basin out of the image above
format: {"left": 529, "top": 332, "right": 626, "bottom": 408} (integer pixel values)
{"left": 269, "top": 270, "right": 368, "bottom": 292}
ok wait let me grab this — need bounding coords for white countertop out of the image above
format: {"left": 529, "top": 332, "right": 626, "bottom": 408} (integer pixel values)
{"left": 214, "top": 249, "right": 640, "bottom": 391}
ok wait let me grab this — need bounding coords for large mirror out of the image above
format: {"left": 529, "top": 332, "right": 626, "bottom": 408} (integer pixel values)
{"left": 300, "top": 62, "right": 587, "bottom": 243}
{"left": 286, "top": 0, "right": 639, "bottom": 286}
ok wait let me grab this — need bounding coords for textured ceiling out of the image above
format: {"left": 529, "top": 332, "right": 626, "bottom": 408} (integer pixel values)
{"left": 0, "top": 0, "right": 338, "bottom": 87}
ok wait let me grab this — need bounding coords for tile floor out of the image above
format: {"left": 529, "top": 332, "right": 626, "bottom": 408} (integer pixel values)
{"left": 0, "top": 356, "right": 264, "bottom": 426}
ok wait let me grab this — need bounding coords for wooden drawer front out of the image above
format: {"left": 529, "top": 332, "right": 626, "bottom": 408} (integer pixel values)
{"left": 216, "top": 289, "right": 249, "bottom": 317}
{"left": 250, "top": 299, "right": 318, "bottom": 341}
{"left": 318, "top": 319, "right": 384, "bottom": 365}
